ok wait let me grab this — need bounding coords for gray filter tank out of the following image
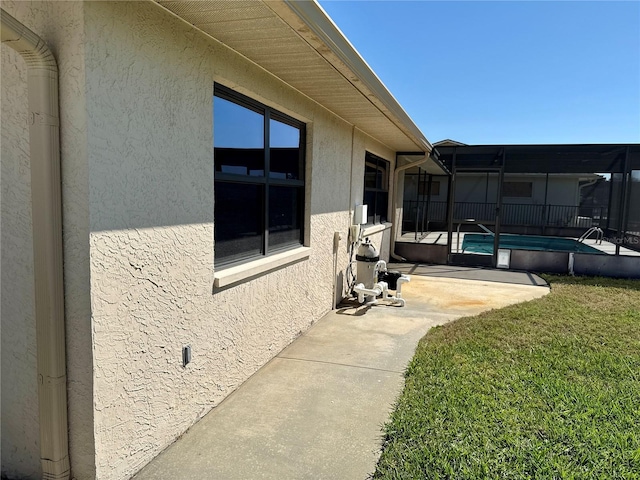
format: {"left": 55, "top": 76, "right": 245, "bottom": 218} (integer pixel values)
{"left": 355, "top": 237, "right": 379, "bottom": 288}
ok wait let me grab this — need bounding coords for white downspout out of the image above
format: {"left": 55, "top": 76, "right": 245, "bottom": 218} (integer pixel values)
{"left": 577, "top": 176, "right": 600, "bottom": 206}
{"left": 390, "top": 155, "right": 429, "bottom": 261}
{"left": 1, "top": 10, "right": 70, "bottom": 480}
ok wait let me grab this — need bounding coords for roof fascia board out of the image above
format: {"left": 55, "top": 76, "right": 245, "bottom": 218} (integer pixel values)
{"left": 275, "top": 0, "right": 433, "bottom": 154}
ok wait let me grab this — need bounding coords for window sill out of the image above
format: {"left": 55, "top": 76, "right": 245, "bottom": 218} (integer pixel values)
{"left": 214, "top": 246, "right": 311, "bottom": 289}
{"left": 362, "top": 222, "right": 392, "bottom": 237}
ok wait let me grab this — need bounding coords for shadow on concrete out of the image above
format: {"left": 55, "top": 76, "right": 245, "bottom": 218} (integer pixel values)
{"left": 390, "top": 263, "right": 549, "bottom": 287}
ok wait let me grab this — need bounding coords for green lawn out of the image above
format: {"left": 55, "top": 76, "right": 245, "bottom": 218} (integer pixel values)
{"left": 375, "top": 276, "right": 640, "bottom": 479}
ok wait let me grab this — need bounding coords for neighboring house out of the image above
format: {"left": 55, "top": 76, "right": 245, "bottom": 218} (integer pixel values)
{"left": 432, "top": 139, "right": 466, "bottom": 147}
{"left": 404, "top": 140, "right": 611, "bottom": 230}
{"left": 404, "top": 171, "right": 602, "bottom": 227}
{"left": 1, "top": 2, "right": 444, "bottom": 479}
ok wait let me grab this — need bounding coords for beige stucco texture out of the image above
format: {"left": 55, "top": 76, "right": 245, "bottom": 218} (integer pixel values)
{"left": 2, "top": 1, "right": 398, "bottom": 479}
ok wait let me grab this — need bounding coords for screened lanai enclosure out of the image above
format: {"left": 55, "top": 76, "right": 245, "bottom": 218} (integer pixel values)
{"left": 398, "top": 144, "right": 640, "bottom": 278}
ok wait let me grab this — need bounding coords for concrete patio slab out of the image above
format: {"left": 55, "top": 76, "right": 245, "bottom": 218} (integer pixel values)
{"left": 391, "top": 263, "right": 549, "bottom": 286}
{"left": 134, "top": 266, "right": 549, "bottom": 480}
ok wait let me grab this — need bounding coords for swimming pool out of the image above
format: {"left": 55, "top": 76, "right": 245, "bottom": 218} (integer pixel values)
{"left": 461, "top": 234, "right": 605, "bottom": 255}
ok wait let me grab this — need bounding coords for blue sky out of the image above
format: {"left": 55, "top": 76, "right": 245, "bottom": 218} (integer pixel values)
{"left": 318, "top": 1, "right": 640, "bottom": 145}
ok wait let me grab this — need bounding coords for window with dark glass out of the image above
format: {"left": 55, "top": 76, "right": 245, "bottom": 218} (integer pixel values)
{"left": 363, "top": 152, "right": 390, "bottom": 224}
{"left": 214, "top": 84, "right": 305, "bottom": 266}
{"left": 502, "top": 181, "right": 533, "bottom": 198}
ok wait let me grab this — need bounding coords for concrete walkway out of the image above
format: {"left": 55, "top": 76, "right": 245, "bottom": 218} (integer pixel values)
{"left": 134, "top": 266, "right": 549, "bottom": 480}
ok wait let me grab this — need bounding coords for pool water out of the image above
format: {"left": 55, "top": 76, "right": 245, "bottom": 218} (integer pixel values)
{"left": 461, "top": 234, "right": 605, "bottom": 255}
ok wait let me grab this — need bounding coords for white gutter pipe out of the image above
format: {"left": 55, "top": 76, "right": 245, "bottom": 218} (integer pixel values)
{"left": 390, "top": 155, "right": 430, "bottom": 262}
{"left": 1, "top": 9, "right": 70, "bottom": 479}
{"left": 578, "top": 176, "right": 600, "bottom": 202}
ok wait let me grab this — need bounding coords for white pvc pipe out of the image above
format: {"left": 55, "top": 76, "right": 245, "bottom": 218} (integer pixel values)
{"left": 395, "top": 276, "right": 410, "bottom": 299}
{"left": 353, "top": 283, "right": 382, "bottom": 304}
{"left": 354, "top": 275, "right": 410, "bottom": 307}
{"left": 1, "top": 9, "right": 70, "bottom": 479}
{"left": 374, "top": 260, "right": 386, "bottom": 277}
{"left": 384, "top": 276, "right": 409, "bottom": 307}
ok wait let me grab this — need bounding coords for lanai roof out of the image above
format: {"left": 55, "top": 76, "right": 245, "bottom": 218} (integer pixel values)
{"left": 435, "top": 144, "right": 640, "bottom": 174}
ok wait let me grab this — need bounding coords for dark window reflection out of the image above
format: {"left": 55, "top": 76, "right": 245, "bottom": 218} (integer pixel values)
{"left": 363, "top": 153, "right": 390, "bottom": 224}
{"left": 214, "top": 84, "right": 306, "bottom": 267}
{"left": 270, "top": 119, "right": 301, "bottom": 180}
{"left": 214, "top": 182, "right": 264, "bottom": 262}
{"left": 214, "top": 96, "right": 264, "bottom": 176}
{"left": 376, "top": 191, "right": 388, "bottom": 223}
{"left": 378, "top": 164, "right": 388, "bottom": 189}
{"left": 269, "top": 186, "right": 303, "bottom": 248}
{"left": 364, "top": 190, "right": 376, "bottom": 224}
{"left": 365, "top": 163, "right": 377, "bottom": 189}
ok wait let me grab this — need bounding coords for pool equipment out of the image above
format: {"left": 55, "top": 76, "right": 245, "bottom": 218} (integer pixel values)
{"left": 353, "top": 237, "right": 409, "bottom": 306}
{"left": 578, "top": 226, "right": 603, "bottom": 244}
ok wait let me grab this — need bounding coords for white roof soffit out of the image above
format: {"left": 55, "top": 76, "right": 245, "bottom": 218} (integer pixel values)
{"left": 154, "top": 0, "right": 441, "bottom": 166}
{"left": 275, "top": 0, "right": 432, "bottom": 153}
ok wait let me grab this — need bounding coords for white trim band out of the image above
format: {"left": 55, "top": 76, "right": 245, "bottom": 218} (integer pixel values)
{"left": 214, "top": 247, "right": 311, "bottom": 289}
{"left": 362, "top": 222, "right": 392, "bottom": 237}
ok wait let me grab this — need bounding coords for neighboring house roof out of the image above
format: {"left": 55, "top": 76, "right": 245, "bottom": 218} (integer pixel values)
{"left": 434, "top": 139, "right": 468, "bottom": 147}
{"left": 153, "top": 0, "right": 445, "bottom": 173}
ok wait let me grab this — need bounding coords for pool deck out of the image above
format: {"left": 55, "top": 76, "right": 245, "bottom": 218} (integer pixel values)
{"left": 400, "top": 231, "right": 640, "bottom": 256}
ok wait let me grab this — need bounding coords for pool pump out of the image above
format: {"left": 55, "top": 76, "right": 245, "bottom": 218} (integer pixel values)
{"left": 353, "top": 237, "right": 409, "bottom": 307}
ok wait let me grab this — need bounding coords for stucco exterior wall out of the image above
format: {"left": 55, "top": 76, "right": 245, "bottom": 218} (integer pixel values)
{"left": 81, "top": 2, "right": 391, "bottom": 478}
{"left": 1, "top": 2, "right": 94, "bottom": 479}
{"left": 545, "top": 177, "right": 580, "bottom": 206}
